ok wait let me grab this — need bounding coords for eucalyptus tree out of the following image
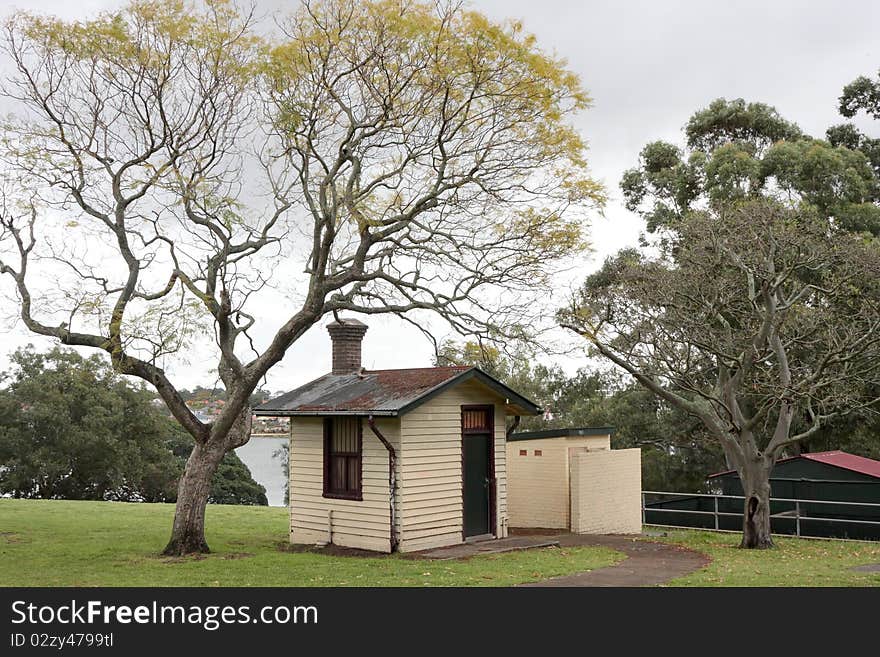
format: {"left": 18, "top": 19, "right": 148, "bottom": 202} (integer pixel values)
{"left": 621, "top": 98, "right": 880, "bottom": 236}
{"left": 0, "top": 0, "right": 602, "bottom": 554}
{"left": 561, "top": 200, "right": 880, "bottom": 548}
{"left": 827, "top": 68, "right": 880, "bottom": 182}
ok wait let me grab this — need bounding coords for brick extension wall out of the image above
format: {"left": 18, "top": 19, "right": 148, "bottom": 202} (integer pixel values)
{"left": 569, "top": 448, "right": 642, "bottom": 535}
{"left": 506, "top": 439, "right": 571, "bottom": 529}
{"left": 507, "top": 435, "right": 612, "bottom": 529}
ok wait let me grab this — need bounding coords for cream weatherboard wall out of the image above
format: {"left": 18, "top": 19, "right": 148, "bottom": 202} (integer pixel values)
{"left": 288, "top": 416, "right": 398, "bottom": 553}
{"left": 506, "top": 434, "right": 610, "bottom": 529}
{"left": 287, "top": 379, "right": 508, "bottom": 553}
{"left": 397, "top": 380, "right": 507, "bottom": 552}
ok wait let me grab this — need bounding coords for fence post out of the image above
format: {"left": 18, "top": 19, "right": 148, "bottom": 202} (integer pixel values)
{"left": 795, "top": 501, "right": 801, "bottom": 537}
{"left": 641, "top": 492, "right": 646, "bottom": 526}
{"left": 714, "top": 495, "right": 719, "bottom": 530}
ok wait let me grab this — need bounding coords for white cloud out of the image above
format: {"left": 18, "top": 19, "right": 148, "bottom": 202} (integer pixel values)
{"left": 0, "top": 0, "right": 876, "bottom": 391}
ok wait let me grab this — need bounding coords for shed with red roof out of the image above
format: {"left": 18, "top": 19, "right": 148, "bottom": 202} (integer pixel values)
{"left": 709, "top": 450, "right": 880, "bottom": 482}
{"left": 706, "top": 450, "right": 880, "bottom": 540}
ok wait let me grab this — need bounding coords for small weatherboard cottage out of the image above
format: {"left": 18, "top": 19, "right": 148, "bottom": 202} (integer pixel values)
{"left": 256, "top": 319, "right": 541, "bottom": 553}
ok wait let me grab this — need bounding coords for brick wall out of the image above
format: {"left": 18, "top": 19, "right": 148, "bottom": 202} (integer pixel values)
{"left": 506, "top": 439, "right": 570, "bottom": 529}
{"left": 570, "top": 448, "right": 642, "bottom": 535}
{"left": 506, "top": 435, "right": 611, "bottom": 529}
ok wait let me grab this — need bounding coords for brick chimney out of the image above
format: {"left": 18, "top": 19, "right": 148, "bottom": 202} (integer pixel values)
{"left": 327, "top": 318, "right": 368, "bottom": 375}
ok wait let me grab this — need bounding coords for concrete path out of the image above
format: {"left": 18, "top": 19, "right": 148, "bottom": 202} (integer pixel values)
{"left": 521, "top": 534, "right": 710, "bottom": 587}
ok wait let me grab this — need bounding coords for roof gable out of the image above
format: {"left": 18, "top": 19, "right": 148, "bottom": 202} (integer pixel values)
{"left": 255, "top": 366, "right": 541, "bottom": 417}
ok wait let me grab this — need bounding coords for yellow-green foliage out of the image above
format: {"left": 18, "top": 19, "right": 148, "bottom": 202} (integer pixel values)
{"left": 3, "top": 0, "right": 603, "bottom": 365}
{"left": 14, "top": 0, "right": 258, "bottom": 75}
{"left": 264, "top": 0, "right": 589, "bottom": 158}
{"left": 262, "top": 0, "right": 603, "bottom": 249}
{"left": 9, "top": 0, "right": 601, "bottom": 258}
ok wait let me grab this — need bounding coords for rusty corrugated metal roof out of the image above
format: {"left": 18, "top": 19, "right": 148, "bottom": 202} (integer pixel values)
{"left": 254, "top": 366, "right": 541, "bottom": 417}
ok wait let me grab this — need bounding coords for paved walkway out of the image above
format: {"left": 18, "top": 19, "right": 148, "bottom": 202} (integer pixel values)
{"left": 520, "top": 534, "right": 710, "bottom": 587}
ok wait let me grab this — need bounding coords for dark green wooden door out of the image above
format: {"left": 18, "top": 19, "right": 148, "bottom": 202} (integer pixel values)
{"left": 463, "top": 434, "right": 490, "bottom": 537}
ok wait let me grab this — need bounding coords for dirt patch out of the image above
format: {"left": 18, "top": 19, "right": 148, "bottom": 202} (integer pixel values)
{"left": 149, "top": 550, "right": 252, "bottom": 564}
{"left": 276, "top": 541, "right": 390, "bottom": 558}
{"left": 159, "top": 553, "right": 208, "bottom": 564}
{"left": 0, "top": 531, "right": 25, "bottom": 544}
{"left": 852, "top": 563, "right": 880, "bottom": 573}
{"left": 416, "top": 536, "right": 561, "bottom": 560}
{"left": 509, "top": 527, "right": 569, "bottom": 536}
{"left": 275, "top": 541, "right": 489, "bottom": 561}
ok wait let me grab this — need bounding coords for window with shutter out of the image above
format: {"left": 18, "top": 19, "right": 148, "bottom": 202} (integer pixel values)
{"left": 323, "top": 417, "right": 363, "bottom": 500}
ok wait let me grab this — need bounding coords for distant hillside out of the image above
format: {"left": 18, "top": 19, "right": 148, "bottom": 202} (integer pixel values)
{"left": 154, "top": 387, "right": 288, "bottom": 434}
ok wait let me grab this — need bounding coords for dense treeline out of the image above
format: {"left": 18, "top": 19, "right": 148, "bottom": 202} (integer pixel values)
{"left": 0, "top": 347, "right": 267, "bottom": 505}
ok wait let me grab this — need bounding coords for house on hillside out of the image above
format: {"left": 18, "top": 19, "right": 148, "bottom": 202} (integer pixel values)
{"left": 255, "top": 319, "right": 542, "bottom": 553}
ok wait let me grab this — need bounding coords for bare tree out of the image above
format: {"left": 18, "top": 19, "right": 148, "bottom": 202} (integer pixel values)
{"left": 561, "top": 200, "right": 880, "bottom": 548}
{"left": 0, "top": 0, "right": 602, "bottom": 554}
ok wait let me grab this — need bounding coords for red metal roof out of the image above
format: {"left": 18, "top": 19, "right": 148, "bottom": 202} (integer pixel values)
{"left": 709, "top": 450, "right": 880, "bottom": 479}
{"left": 800, "top": 451, "right": 880, "bottom": 479}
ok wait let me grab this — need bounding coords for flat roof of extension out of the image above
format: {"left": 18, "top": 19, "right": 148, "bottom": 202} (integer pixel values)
{"left": 507, "top": 426, "right": 616, "bottom": 442}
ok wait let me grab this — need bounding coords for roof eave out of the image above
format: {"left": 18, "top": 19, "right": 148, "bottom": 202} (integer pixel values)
{"left": 508, "top": 426, "right": 616, "bottom": 442}
{"left": 253, "top": 409, "right": 398, "bottom": 417}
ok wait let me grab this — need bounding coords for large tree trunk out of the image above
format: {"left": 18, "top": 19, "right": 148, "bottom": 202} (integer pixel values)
{"left": 162, "top": 440, "right": 228, "bottom": 556}
{"left": 162, "top": 407, "right": 252, "bottom": 556}
{"left": 739, "top": 461, "right": 774, "bottom": 549}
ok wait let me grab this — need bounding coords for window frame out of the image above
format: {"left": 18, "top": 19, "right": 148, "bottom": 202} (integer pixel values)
{"left": 461, "top": 405, "right": 493, "bottom": 435}
{"left": 323, "top": 416, "right": 364, "bottom": 501}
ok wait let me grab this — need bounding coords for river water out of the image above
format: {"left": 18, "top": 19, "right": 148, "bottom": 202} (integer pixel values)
{"left": 235, "top": 436, "right": 287, "bottom": 507}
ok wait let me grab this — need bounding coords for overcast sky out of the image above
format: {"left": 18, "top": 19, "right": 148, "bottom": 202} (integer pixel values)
{"left": 1, "top": 0, "right": 877, "bottom": 392}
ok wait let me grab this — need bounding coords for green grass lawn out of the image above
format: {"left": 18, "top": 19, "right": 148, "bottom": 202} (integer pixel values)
{"left": 6, "top": 501, "right": 878, "bottom": 587}
{"left": 652, "top": 528, "right": 880, "bottom": 586}
{"left": 0, "top": 499, "right": 621, "bottom": 587}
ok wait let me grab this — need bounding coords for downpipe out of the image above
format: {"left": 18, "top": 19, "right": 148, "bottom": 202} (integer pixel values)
{"left": 368, "top": 416, "right": 398, "bottom": 552}
{"left": 503, "top": 416, "right": 520, "bottom": 538}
